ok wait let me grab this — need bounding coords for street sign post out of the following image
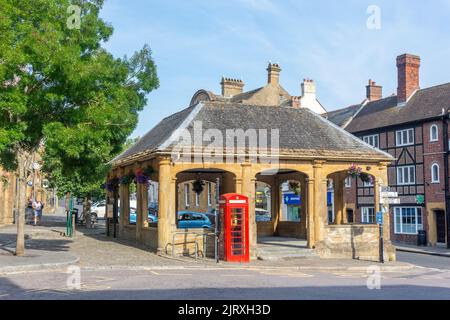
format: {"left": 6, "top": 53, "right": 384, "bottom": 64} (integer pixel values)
{"left": 376, "top": 211, "right": 384, "bottom": 263}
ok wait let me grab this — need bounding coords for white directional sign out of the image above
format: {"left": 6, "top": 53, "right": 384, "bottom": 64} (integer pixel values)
{"left": 380, "top": 192, "right": 398, "bottom": 198}
{"left": 383, "top": 198, "right": 401, "bottom": 205}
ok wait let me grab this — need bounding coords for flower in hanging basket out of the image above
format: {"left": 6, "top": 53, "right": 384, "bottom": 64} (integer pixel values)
{"left": 359, "top": 172, "right": 374, "bottom": 184}
{"left": 136, "top": 174, "right": 149, "bottom": 184}
{"left": 347, "top": 164, "right": 374, "bottom": 185}
{"left": 120, "top": 173, "right": 135, "bottom": 185}
{"left": 347, "top": 164, "right": 363, "bottom": 178}
{"left": 143, "top": 166, "right": 155, "bottom": 177}
{"left": 105, "top": 178, "right": 119, "bottom": 192}
{"left": 192, "top": 179, "right": 205, "bottom": 195}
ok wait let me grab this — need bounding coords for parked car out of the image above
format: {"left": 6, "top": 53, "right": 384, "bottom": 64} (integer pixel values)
{"left": 205, "top": 208, "right": 217, "bottom": 226}
{"left": 90, "top": 200, "right": 107, "bottom": 220}
{"left": 129, "top": 210, "right": 158, "bottom": 225}
{"left": 177, "top": 211, "right": 212, "bottom": 229}
{"left": 255, "top": 208, "right": 271, "bottom": 222}
{"left": 148, "top": 202, "right": 158, "bottom": 215}
{"left": 129, "top": 207, "right": 138, "bottom": 224}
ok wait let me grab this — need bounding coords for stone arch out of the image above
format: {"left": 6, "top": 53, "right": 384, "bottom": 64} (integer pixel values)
{"left": 254, "top": 169, "right": 309, "bottom": 240}
{"left": 326, "top": 167, "right": 376, "bottom": 225}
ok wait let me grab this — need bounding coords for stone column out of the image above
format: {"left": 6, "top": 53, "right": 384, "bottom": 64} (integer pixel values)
{"left": 157, "top": 158, "right": 172, "bottom": 254}
{"left": 334, "top": 172, "right": 345, "bottom": 225}
{"left": 300, "top": 178, "right": 307, "bottom": 236}
{"left": 306, "top": 178, "right": 315, "bottom": 248}
{"left": 272, "top": 177, "right": 279, "bottom": 235}
{"left": 313, "top": 161, "right": 328, "bottom": 243}
{"left": 241, "top": 163, "right": 257, "bottom": 258}
{"left": 376, "top": 165, "right": 391, "bottom": 242}
{"left": 118, "top": 169, "right": 128, "bottom": 237}
{"left": 136, "top": 177, "right": 149, "bottom": 242}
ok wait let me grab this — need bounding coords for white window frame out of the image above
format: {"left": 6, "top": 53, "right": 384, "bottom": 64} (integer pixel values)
{"left": 397, "top": 165, "right": 416, "bottom": 185}
{"left": 363, "top": 179, "right": 374, "bottom": 187}
{"left": 363, "top": 134, "right": 379, "bottom": 148}
{"left": 344, "top": 177, "right": 352, "bottom": 188}
{"left": 430, "top": 124, "right": 438, "bottom": 142}
{"left": 431, "top": 163, "right": 440, "bottom": 183}
{"left": 195, "top": 192, "right": 199, "bottom": 207}
{"left": 396, "top": 128, "right": 415, "bottom": 146}
{"left": 361, "top": 207, "right": 375, "bottom": 224}
{"left": 207, "top": 182, "right": 212, "bottom": 207}
{"left": 394, "top": 207, "right": 423, "bottom": 235}
{"left": 184, "top": 184, "right": 190, "bottom": 207}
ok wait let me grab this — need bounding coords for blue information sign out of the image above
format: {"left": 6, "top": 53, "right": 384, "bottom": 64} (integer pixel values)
{"left": 283, "top": 193, "right": 301, "bottom": 205}
{"left": 376, "top": 212, "right": 383, "bottom": 225}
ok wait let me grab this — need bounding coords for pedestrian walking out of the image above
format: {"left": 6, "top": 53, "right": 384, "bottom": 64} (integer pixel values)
{"left": 32, "top": 200, "right": 44, "bottom": 226}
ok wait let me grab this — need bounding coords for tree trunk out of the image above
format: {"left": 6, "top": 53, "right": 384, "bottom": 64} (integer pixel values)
{"left": 84, "top": 195, "right": 92, "bottom": 228}
{"left": 15, "top": 153, "right": 28, "bottom": 256}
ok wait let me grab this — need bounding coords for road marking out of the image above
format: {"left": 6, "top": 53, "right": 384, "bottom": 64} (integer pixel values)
{"left": 279, "top": 273, "right": 314, "bottom": 278}
{"left": 93, "top": 276, "right": 115, "bottom": 283}
{"left": 150, "top": 271, "right": 193, "bottom": 276}
{"left": 220, "top": 274, "right": 253, "bottom": 277}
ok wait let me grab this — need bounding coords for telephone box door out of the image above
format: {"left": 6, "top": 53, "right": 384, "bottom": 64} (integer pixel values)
{"left": 220, "top": 194, "right": 249, "bottom": 263}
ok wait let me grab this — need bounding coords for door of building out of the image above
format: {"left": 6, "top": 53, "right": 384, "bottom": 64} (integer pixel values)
{"left": 436, "top": 210, "right": 446, "bottom": 244}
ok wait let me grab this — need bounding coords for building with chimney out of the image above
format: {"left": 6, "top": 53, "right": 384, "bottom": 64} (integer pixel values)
{"left": 106, "top": 62, "right": 395, "bottom": 262}
{"left": 326, "top": 53, "right": 450, "bottom": 248}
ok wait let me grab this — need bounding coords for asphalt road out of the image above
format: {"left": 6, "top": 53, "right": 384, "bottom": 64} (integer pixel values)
{"left": 1, "top": 262, "right": 450, "bottom": 300}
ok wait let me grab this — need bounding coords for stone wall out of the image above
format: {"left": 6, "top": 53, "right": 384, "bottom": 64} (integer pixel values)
{"left": 315, "top": 224, "right": 396, "bottom": 262}
{"left": 276, "top": 221, "right": 306, "bottom": 239}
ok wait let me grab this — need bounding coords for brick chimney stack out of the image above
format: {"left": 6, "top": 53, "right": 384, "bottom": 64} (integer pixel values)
{"left": 267, "top": 63, "right": 281, "bottom": 85}
{"left": 366, "top": 79, "right": 383, "bottom": 101}
{"left": 221, "top": 77, "right": 244, "bottom": 98}
{"left": 397, "top": 54, "right": 421, "bottom": 104}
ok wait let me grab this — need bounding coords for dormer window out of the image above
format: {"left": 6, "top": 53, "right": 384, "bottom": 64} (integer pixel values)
{"left": 430, "top": 124, "right": 438, "bottom": 142}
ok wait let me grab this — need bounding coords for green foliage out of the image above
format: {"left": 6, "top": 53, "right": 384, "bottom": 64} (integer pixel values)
{"left": 0, "top": 0, "right": 159, "bottom": 198}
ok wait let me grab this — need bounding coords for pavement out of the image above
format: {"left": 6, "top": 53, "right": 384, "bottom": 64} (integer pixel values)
{"left": 0, "top": 214, "right": 79, "bottom": 273}
{"left": 395, "top": 243, "right": 450, "bottom": 258}
{"left": 1, "top": 207, "right": 445, "bottom": 275}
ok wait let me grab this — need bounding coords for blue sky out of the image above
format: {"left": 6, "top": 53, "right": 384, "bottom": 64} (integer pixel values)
{"left": 100, "top": 0, "right": 450, "bottom": 138}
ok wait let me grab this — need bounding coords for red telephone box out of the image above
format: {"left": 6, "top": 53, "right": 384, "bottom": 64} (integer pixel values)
{"left": 219, "top": 193, "right": 250, "bottom": 263}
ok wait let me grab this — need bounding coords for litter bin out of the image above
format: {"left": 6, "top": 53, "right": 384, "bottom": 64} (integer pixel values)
{"left": 417, "top": 230, "right": 427, "bottom": 246}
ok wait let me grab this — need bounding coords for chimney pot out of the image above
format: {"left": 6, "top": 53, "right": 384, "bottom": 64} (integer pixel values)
{"left": 221, "top": 77, "right": 244, "bottom": 98}
{"left": 397, "top": 53, "right": 420, "bottom": 104}
{"left": 267, "top": 62, "right": 281, "bottom": 85}
{"left": 366, "top": 79, "right": 383, "bottom": 101}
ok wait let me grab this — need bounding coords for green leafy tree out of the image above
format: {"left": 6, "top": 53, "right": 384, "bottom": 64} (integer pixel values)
{"left": 0, "top": 0, "right": 159, "bottom": 254}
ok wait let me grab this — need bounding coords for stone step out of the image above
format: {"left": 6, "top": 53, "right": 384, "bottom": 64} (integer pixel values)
{"left": 256, "top": 248, "right": 318, "bottom": 260}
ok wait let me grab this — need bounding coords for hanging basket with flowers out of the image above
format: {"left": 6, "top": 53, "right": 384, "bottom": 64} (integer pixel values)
{"left": 347, "top": 164, "right": 374, "bottom": 184}
{"left": 192, "top": 179, "right": 205, "bottom": 195}
{"left": 104, "top": 178, "right": 120, "bottom": 193}
{"left": 135, "top": 166, "right": 156, "bottom": 184}
{"left": 119, "top": 173, "right": 135, "bottom": 186}
{"left": 289, "top": 181, "right": 301, "bottom": 195}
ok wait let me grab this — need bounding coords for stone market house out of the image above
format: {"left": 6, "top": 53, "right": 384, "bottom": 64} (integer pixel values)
{"left": 326, "top": 53, "right": 450, "bottom": 248}
{"left": 107, "top": 63, "right": 396, "bottom": 261}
